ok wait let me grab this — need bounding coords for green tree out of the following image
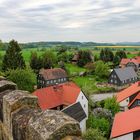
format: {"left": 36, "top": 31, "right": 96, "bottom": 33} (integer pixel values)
{"left": 77, "top": 50, "right": 93, "bottom": 67}
{"left": 7, "top": 69, "right": 36, "bottom": 92}
{"left": 56, "top": 45, "right": 67, "bottom": 55}
{"left": 95, "top": 61, "right": 109, "bottom": 78}
{"left": 2, "top": 40, "right": 25, "bottom": 71}
{"left": 42, "top": 51, "right": 57, "bottom": 69}
{"left": 0, "top": 40, "right": 3, "bottom": 50}
{"left": 100, "top": 48, "right": 114, "bottom": 62}
{"left": 104, "top": 97, "right": 120, "bottom": 116}
{"left": 115, "top": 50, "right": 127, "bottom": 59}
{"left": 113, "top": 55, "right": 121, "bottom": 66}
{"left": 87, "top": 115, "right": 110, "bottom": 137}
{"left": 58, "top": 52, "right": 69, "bottom": 62}
{"left": 30, "top": 51, "right": 43, "bottom": 72}
{"left": 82, "top": 128, "right": 106, "bottom": 140}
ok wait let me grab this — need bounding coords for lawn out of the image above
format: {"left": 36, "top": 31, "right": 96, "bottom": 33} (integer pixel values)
{"left": 65, "top": 63, "right": 86, "bottom": 76}
{"left": 72, "top": 75, "right": 114, "bottom": 95}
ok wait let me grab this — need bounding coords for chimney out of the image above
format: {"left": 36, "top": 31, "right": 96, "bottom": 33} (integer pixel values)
{"left": 53, "top": 84, "right": 63, "bottom": 91}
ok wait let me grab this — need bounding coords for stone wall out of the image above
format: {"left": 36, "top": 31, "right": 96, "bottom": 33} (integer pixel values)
{"left": 0, "top": 78, "right": 81, "bottom": 140}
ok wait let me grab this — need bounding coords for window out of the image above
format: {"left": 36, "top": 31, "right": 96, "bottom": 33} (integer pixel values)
{"left": 138, "top": 100, "right": 140, "bottom": 105}
{"left": 84, "top": 104, "right": 86, "bottom": 108}
{"left": 54, "top": 80, "right": 56, "bottom": 83}
{"left": 82, "top": 96, "right": 83, "bottom": 99}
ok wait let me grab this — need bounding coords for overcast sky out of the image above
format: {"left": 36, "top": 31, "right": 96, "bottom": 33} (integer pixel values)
{"left": 0, "top": 0, "right": 140, "bottom": 43}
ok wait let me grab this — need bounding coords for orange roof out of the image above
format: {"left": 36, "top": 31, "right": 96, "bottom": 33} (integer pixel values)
{"left": 128, "top": 92, "right": 140, "bottom": 108}
{"left": 116, "top": 82, "right": 140, "bottom": 102}
{"left": 120, "top": 58, "right": 130, "bottom": 65}
{"left": 33, "top": 82, "right": 81, "bottom": 110}
{"left": 111, "top": 107, "right": 140, "bottom": 138}
{"left": 120, "top": 58, "right": 139, "bottom": 65}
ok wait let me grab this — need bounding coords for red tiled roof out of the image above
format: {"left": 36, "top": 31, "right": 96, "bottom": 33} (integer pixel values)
{"left": 120, "top": 58, "right": 139, "bottom": 65}
{"left": 120, "top": 58, "right": 130, "bottom": 65}
{"left": 39, "top": 68, "right": 67, "bottom": 80}
{"left": 33, "top": 82, "right": 81, "bottom": 110}
{"left": 128, "top": 92, "right": 140, "bottom": 108}
{"left": 116, "top": 82, "right": 140, "bottom": 102}
{"left": 111, "top": 107, "right": 140, "bottom": 138}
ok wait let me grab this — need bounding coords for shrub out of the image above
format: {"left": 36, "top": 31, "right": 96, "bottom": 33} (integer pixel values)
{"left": 82, "top": 128, "right": 106, "bottom": 140}
{"left": 7, "top": 69, "right": 36, "bottom": 92}
{"left": 95, "top": 61, "right": 109, "bottom": 78}
{"left": 87, "top": 115, "right": 110, "bottom": 137}
{"left": 104, "top": 97, "right": 120, "bottom": 116}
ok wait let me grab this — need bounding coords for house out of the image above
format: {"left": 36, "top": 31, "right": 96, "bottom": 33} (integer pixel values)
{"left": 37, "top": 68, "right": 68, "bottom": 88}
{"left": 116, "top": 82, "right": 140, "bottom": 110}
{"left": 111, "top": 107, "right": 140, "bottom": 140}
{"left": 72, "top": 53, "right": 79, "bottom": 64}
{"left": 120, "top": 57, "right": 140, "bottom": 71}
{"left": 128, "top": 93, "right": 140, "bottom": 109}
{"left": 33, "top": 82, "right": 88, "bottom": 132}
{"left": 71, "top": 52, "right": 94, "bottom": 64}
{"left": 108, "top": 67, "right": 138, "bottom": 86}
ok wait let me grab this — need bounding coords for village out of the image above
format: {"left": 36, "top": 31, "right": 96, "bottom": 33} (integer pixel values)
{"left": 1, "top": 40, "right": 140, "bottom": 140}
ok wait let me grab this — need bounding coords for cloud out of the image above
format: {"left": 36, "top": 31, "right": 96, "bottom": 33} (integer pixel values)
{"left": 0, "top": 0, "right": 139, "bottom": 42}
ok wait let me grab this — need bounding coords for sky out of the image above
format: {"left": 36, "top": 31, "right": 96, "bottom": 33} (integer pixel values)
{"left": 0, "top": 0, "right": 140, "bottom": 43}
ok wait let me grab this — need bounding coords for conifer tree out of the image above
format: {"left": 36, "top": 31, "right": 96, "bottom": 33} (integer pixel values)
{"left": 2, "top": 40, "right": 25, "bottom": 71}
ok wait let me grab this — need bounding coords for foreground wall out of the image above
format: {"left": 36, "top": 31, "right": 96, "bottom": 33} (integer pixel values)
{"left": 0, "top": 78, "right": 81, "bottom": 140}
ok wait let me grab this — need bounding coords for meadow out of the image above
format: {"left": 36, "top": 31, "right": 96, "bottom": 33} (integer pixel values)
{"left": 0, "top": 46, "right": 139, "bottom": 94}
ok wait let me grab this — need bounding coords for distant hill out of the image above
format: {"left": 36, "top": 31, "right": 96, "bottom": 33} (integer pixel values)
{"left": 116, "top": 42, "right": 140, "bottom": 46}
{"left": 1, "top": 41, "right": 140, "bottom": 50}
{"left": 20, "top": 41, "right": 116, "bottom": 49}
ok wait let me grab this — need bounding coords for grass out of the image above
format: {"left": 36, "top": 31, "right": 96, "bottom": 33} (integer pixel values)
{"left": 72, "top": 75, "right": 114, "bottom": 95}
{"left": 65, "top": 63, "right": 86, "bottom": 75}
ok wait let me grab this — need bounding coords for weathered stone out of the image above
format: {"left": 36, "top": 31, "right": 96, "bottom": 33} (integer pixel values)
{"left": 0, "top": 80, "right": 17, "bottom": 92}
{"left": 0, "top": 79, "right": 82, "bottom": 140}
{"left": 12, "top": 107, "right": 41, "bottom": 140}
{"left": 0, "top": 90, "right": 12, "bottom": 121}
{"left": 0, "top": 76, "right": 6, "bottom": 81}
{"left": 3, "top": 90, "right": 39, "bottom": 139}
{"left": 27, "top": 110, "right": 81, "bottom": 140}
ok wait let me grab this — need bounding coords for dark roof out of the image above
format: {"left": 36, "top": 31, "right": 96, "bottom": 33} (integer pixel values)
{"left": 39, "top": 68, "right": 67, "bottom": 80}
{"left": 62, "top": 102, "right": 86, "bottom": 122}
{"left": 114, "top": 67, "right": 138, "bottom": 81}
{"left": 72, "top": 54, "right": 79, "bottom": 61}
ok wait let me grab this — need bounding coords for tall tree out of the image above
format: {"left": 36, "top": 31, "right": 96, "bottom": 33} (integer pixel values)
{"left": 113, "top": 55, "right": 121, "bottom": 66}
{"left": 42, "top": 51, "right": 57, "bottom": 69}
{"left": 2, "top": 40, "right": 25, "bottom": 71}
{"left": 77, "top": 50, "right": 93, "bottom": 67}
{"left": 100, "top": 48, "right": 114, "bottom": 62}
{"left": 115, "top": 50, "right": 127, "bottom": 59}
{"left": 30, "top": 51, "right": 42, "bottom": 72}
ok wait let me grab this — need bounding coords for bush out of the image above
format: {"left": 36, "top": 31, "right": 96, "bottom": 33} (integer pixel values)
{"left": 82, "top": 128, "right": 106, "bottom": 140}
{"left": 7, "top": 69, "right": 36, "bottom": 92}
{"left": 87, "top": 115, "right": 110, "bottom": 137}
{"left": 92, "top": 107, "right": 113, "bottom": 122}
{"left": 95, "top": 61, "right": 109, "bottom": 78}
{"left": 104, "top": 97, "right": 120, "bottom": 116}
